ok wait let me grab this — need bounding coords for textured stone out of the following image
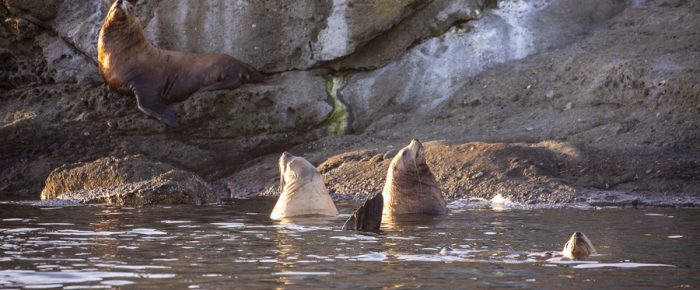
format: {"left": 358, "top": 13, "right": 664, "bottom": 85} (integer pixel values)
{"left": 40, "top": 155, "right": 216, "bottom": 205}
{"left": 2, "top": 0, "right": 63, "bottom": 21}
{"left": 340, "top": 0, "right": 627, "bottom": 131}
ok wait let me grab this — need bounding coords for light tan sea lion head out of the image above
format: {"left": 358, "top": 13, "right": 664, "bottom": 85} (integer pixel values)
{"left": 270, "top": 152, "right": 338, "bottom": 220}
{"left": 561, "top": 231, "right": 597, "bottom": 260}
{"left": 382, "top": 139, "right": 447, "bottom": 216}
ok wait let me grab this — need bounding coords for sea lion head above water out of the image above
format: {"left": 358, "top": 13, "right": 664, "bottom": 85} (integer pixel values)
{"left": 98, "top": 0, "right": 263, "bottom": 127}
{"left": 561, "top": 231, "right": 597, "bottom": 260}
{"left": 381, "top": 139, "right": 447, "bottom": 216}
{"left": 270, "top": 152, "right": 338, "bottom": 220}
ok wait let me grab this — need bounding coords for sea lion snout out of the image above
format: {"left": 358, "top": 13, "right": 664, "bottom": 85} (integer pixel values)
{"left": 405, "top": 139, "right": 422, "bottom": 159}
{"left": 119, "top": 0, "right": 135, "bottom": 14}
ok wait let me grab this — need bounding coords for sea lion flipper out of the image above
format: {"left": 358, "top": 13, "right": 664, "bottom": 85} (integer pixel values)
{"left": 134, "top": 88, "right": 180, "bottom": 127}
{"left": 342, "top": 192, "right": 383, "bottom": 232}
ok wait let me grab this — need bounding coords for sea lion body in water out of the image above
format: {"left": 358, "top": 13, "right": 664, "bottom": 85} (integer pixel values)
{"left": 270, "top": 152, "right": 338, "bottom": 220}
{"left": 98, "top": 0, "right": 262, "bottom": 127}
{"left": 561, "top": 231, "right": 597, "bottom": 259}
{"left": 382, "top": 139, "right": 447, "bottom": 216}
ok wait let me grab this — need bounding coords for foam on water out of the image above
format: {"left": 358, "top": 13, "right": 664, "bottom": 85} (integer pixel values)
{"left": 0, "top": 228, "right": 44, "bottom": 233}
{"left": 100, "top": 280, "right": 134, "bottom": 286}
{"left": 95, "top": 263, "right": 170, "bottom": 270}
{"left": 395, "top": 254, "right": 471, "bottom": 262}
{"left": 210, "top": 222, "right": 246, "bottom": 230}
{"left": 276, "top": 224, "right": 333, "bottom": 233}
{"left": 330, "top": 235, "right": 379, "bottom": 241}
{"left": 448, "top": 194, "right": 593, "bottom": 210}
{"left": 160, "top": 220, "right": 192, "bottom": 224}
{"left": 573, "top": 262, "right": 675, "bottom": 269}
{"left": 351, "top": 252, "right": 388, "bottom": 262}
{"left": 0, "top": 270, "right": 174, "bottom": 287}
{"left": 130, "top": 228, "right": 167, "bottom": 235}
{"left": 272, "top": 271, "right": 333, "bottom": 276}
{"left": 45, "top": 230, "right": 125, "bottom": 236}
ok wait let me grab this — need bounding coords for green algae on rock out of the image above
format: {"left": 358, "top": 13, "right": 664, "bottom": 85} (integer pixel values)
{"left": 324, "top": 73, "right": 352, "bottom": 136}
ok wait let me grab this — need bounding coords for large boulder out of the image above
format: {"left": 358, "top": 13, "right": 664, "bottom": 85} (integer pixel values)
{"left": 40, "top": 155, "right": 216, "bottom": 205}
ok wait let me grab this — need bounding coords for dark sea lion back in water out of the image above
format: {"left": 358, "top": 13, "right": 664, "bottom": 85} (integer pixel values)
{"left": 382, "top": 139, "right": 447, "bottom": 216}
{"left": 98, "top": 0, "right": 263, "bottom": 127}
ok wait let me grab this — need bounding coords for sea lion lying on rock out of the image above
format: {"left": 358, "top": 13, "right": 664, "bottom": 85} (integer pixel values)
{"left": 382, "top": 139, "right": 447, "bottom": 216}
{"left": 561, "top": 231, "right": 597, "bottom": 259}
{"left": 98, "top": 0, "right": 263, "bottom": 127}
{"left": 270, "top": 152, "right": 338, "bottom": 220}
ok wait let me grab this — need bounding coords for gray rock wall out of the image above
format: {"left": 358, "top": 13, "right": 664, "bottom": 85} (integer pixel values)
{"left": 0, "top": 0, "right": 643, "bottom": 200}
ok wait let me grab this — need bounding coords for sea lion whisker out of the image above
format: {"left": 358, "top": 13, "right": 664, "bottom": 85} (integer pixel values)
{"left": 413, "top": 158, "right": 424, "bottom": 196}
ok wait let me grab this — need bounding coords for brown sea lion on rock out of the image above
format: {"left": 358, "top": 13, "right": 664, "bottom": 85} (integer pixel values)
{"left": 98, "top": 0, "right": 263, "bottom": 127}
{"left": 561, "top": 231, "right": 597, "bottom": 260}
{"left": 382, "top": 139, "right": 447, "bottom": 216}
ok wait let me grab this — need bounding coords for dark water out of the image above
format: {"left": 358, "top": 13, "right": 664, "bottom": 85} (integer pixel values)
{"left": 0, "top": 199, "right": 698, "bottom": 289}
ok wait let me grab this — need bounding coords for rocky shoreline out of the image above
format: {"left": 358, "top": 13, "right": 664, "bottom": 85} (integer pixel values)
{"left": 1, "top": 0, "right": 698, "bottom": 207}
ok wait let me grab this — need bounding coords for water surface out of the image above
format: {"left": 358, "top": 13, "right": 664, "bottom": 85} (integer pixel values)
{"left": 0, "top": 200, "right": 697, "bottom": 289}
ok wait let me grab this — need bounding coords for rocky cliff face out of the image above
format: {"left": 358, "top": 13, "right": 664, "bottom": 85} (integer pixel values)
{"left": 1, "top": 0, "right": 698, "bottom": 205}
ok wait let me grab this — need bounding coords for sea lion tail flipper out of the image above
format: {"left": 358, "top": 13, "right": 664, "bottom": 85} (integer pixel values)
{"left": 342, "top": 192, "right": 383, "bottom": 232}
{"left": 134, "top": 88, "right": 180, "bottom": 127}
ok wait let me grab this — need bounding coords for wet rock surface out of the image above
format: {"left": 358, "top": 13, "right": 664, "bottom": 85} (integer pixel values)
{"left": 1, "top": 0, "right": 698, "bottom": 206}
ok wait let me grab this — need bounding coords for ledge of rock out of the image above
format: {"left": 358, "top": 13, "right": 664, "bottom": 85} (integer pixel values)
{"left": 40, "top": 155, "right": 216, "bottom": 205}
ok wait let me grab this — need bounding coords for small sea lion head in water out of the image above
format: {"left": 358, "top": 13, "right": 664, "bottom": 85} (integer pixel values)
{"left": 382, "top": 139, "right": 447, "bottom": 216}
{"left": 561, "top": 231, "right": 597, "bottom": 259}
{"left": 270, "top": 152, "right": 338, "bottom": 220}
{"left": 98, "top": 0, "right": 263, "bottom": 127}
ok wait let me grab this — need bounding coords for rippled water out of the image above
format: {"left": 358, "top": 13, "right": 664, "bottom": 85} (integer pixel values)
{"left": 0, "top": 200, "right": 697, "bottom": 289}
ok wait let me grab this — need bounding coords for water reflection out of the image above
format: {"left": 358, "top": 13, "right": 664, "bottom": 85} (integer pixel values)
{"left": 0, "top": 202, "right": 697, "bottom": 289}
